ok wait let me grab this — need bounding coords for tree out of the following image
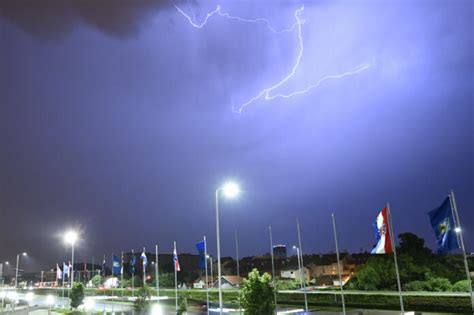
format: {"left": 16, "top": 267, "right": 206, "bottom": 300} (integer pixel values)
{"left": 398, "top": 233, "right": 432, "bottom": 259}
{"left": 241, "top": 269, "right": 275, "bottom": 315}
{"left": 91, "top": 275, "right": 102, "bottom": 287}
{"left": 153, "top": 273, "right": 174, "bottom": 288}
{"left": 70, "top": 282, "right": 85, "bottom": 309}
{"left": 122, "top": 275, "right": 141, "bottom": 288}
{"left": 133, "top": 285, "right": 152, "bottom": 314}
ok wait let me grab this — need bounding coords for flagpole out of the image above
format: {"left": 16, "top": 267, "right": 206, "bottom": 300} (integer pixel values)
{"left": 111, "top": 253, "right": 115, "bottom": 314}
{"left": 174, "top": 241, "right": 178, "bottom": 312}
{"left": 331, "top": 213, "right": 346, "bottom": 315}
{"left": 386, "top": 203, "right": 404, "bottom": 314}
{"left": 131, "top": 249, "right": 135, "bottom": 299}
{"left": 61, "top": 263, "right": 65, "bottom": 305}
{"left": 143, "top": 247, "right": 147, "bottom": 287}
{"left": 296, "top": 218, "right": 308, "bottom": 312}
{"left": 269, "top": 226, "right": 277, "bottom": 313}
{"left": 102, "top": 254, "right": 106, "bottom": 313}
{"left": 121, "top": 251, "right": 124, "bottom": 301}
{"left": 155, "top": 244, "right": 160, "bottom": 304}
{"left": 204, "top": 236, "right": 210, "bottom": 315}
{"left": 449, "top": 190, "right": 474, "bottom": 312}
{"left": 234, "top": 230, "right": 241, "bottom": 315}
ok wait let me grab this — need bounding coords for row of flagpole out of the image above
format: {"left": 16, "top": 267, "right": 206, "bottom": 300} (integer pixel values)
{"left": 263, "top": 190, "right": 472, "bottom": 315}
{"left": 50, "top": 189, "right": 471, "bottom": 315}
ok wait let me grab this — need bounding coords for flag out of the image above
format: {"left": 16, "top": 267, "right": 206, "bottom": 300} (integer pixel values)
{"left": 130, "top": 254, "right": 137, "bottom": 274}
{"left": 173, "top": 248, "right": 181, "bottom": 272}
{"left": 63, "top": 262, "right": 70, "bottom": 278}
{"left": 56, "top": 264, "right": 62, "bottom": 280}
{"left": 102, "top": 256, "right": 106, "bottom": 276}
{"left": 121, "top": 253, "right": 124, "bottom": 275}
{"left": 428, "top": 197, "right": 460, "bottom": 253}
{"left": 371, "top": 207, "right": 393, "bottom": 254}
{"left": 112, "top": 255, "right": 121, "bottom": 276}
{"left": 141, "top": 251, "right": 148, "bottom": 268}
{"left": 195, "top": 240, "right": 206, "bottom": 270}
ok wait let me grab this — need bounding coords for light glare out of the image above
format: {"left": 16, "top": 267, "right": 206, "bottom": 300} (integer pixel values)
{"left": 151, "top": 303, "right": 163, "bottom": 315}
{"left": 64, "top": 230, "right": 78, "bottom": 245}
{"left": 223, "top": 182, "right": 240, "bottom": 198}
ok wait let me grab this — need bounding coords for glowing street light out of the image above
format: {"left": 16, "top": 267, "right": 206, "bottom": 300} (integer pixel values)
{"left": 46, "top": 295, "right": 55, "bottom": 315}
{"left": 455, "top": 227, "right": 462, "bottom": 233}
{"left": 64, "top": 230, "right": 79, "bottom": 285}
{"left": 215, "top": 181, "right": 240, "bottom": 315}
{"left": 15, "top": 252, "right": 27, "bottom": 288}
{"left": 223, "top": 182, "right": 240, "bottom": 198}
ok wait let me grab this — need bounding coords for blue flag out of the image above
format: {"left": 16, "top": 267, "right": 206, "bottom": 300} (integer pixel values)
{"left": 63, "top": 262, "right": 70, "bottom": 278}
{"left": 130, "top": 254, "right": 136, "bottom": 274}
{"left": 195, "top": 240, "right": 206, "bottom": 270}
{"left": 428, "top": 197, "right": 460, "bottom": 253}
{"left": 112, "top": 255, "right": 121, "bottom": 276}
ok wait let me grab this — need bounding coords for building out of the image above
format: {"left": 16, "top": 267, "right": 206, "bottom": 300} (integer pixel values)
{"left": 306, "top": 253, "right": 357, "bottom": 286}
{"left": 273, "top": 245, "right": 287, "bottom": 259}
{"left": 213, "top": 276, "right": 245, "bottom": 289}
{"left": 280, "top": 265, "right": 311, "bottom": 283}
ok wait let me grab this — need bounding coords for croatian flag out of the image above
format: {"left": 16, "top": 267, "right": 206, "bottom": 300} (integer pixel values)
{"left": 371, "top": 207, "right": 393, "bottom": 254}
{"left": 173, "top": 248, "right": 181, "bottom": 272}
{"left": 56, "top": 264, "right": 62, "bottom": 280}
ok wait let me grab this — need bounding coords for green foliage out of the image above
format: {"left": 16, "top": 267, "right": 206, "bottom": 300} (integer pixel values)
{"left": 90, "top": 275, "right": 102, "bottom": 287}
{"left": 275, "top": 279, "right": 300, "bottom": 290}
{"left": 122, "top": 275, "right": 140, "bottom": 288}
{"left": 404, "top": 280, "right": 430, "bottom": 291}
{"left": 69, "top": 282, "right": 85, "bottom": 309}
{"left": 452, "top": 280, "right": 470, "bottom": 292}
{"left": 352, "top": 233, "right": 468, "bottom": 292}
{"left": 241, "top": 268, "right": 275, "bottom": 315}
{"left": 427, "top": 277, "right": 452, "bottom": 292}
{"left": 177, "top": 293, "right": 188, "bottom": 315}
{"left": 153, "top": 273, "right": 174, "bottom": 288}
{"left": 133, "top": 285, "right": 152, "bottom": 314}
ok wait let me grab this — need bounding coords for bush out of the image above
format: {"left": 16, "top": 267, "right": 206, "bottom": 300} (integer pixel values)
{"left": 90, "top": 275, "right": 102, "bottom": 287}
{"left": 427, "top": 277, "right": 452, "bottom": 292}
{"left": 133, "top": 285, "right": 152, "bottom": 314}
{"left": 122, "top": 275, "right": 141, "bottom": 288}
{"left": 405, "top": 280, "right": 430, "bottom": 291}
{"left": 69, "top": 283, "right": 85, "bottom": 309}
{"left": 275, "top": 279, "right": 300, "bottom": 290}
{"left": 241, "top": 269, "right": 275, "bottom": 315}
{"left": 177, "top": 293, "right": 188, "bottom": 315}
{"left": 452, "top": 280, "right": 469, "bottom": 292}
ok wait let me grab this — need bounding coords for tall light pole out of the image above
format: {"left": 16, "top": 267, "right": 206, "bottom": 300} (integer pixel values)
{"left": 207, "top": 255, "right": 213, "bottom": 287}
{"left": 292, "top": 246, "right": 302, "bottom": 287}
{"left": 215, "top": 182, "right": 240, "bottom": 315}
{"left": 15, "top": 252, "right": 27, "bottom": 288}
{"left": 64, "top": 230, "right": 79, "bottom": 285}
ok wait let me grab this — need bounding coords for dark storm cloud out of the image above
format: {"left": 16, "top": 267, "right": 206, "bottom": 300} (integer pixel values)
{"left": 0, "top": 0, "right": 184, "bottom": 39}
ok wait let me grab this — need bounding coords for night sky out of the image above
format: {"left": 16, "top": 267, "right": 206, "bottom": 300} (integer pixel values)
{"left": 0, "top": 0, "right": 472, "bottom": 273}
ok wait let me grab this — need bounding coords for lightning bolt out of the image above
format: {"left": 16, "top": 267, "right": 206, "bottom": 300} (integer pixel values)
{"left": 175, "top": 5, "right": 371, "bottom": 113}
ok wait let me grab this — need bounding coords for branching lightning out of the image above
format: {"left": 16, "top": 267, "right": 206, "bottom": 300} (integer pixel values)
{"left": 175, "top": 4, "right": 371, "bottom": 113}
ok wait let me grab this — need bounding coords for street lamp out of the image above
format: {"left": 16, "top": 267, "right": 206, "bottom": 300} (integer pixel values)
{"left": 215, "top": 181, "right": 240, "bottom": 315}
{"left": 455, "top": 227, "right": 462, "bottom": 233}
{"left": 15, "top": 252, "right": 27, "bottom": 288}
{"left": 64, "top": 230, "right": 79, "bottom": 285}
{"left": 292, "top": 246, "right": 303, "bottom": 288}
{"left": 46, "top": 295, "right": 55, "bottom": 315}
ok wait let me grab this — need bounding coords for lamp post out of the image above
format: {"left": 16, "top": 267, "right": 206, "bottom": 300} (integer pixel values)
{"left": 15, "top": 252, "right": 27, "bottom": 288}
{"left": 207, "top": 255, "right": 213, "bottom": 287}
{"left": 215, "top": 182, "right": 240, "bottom": 315}
{"left": 64, "top": 230, "right": 79, "bottom": 285}
{"left": 292, "top": 246, "right": 302, "bottom": 288}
